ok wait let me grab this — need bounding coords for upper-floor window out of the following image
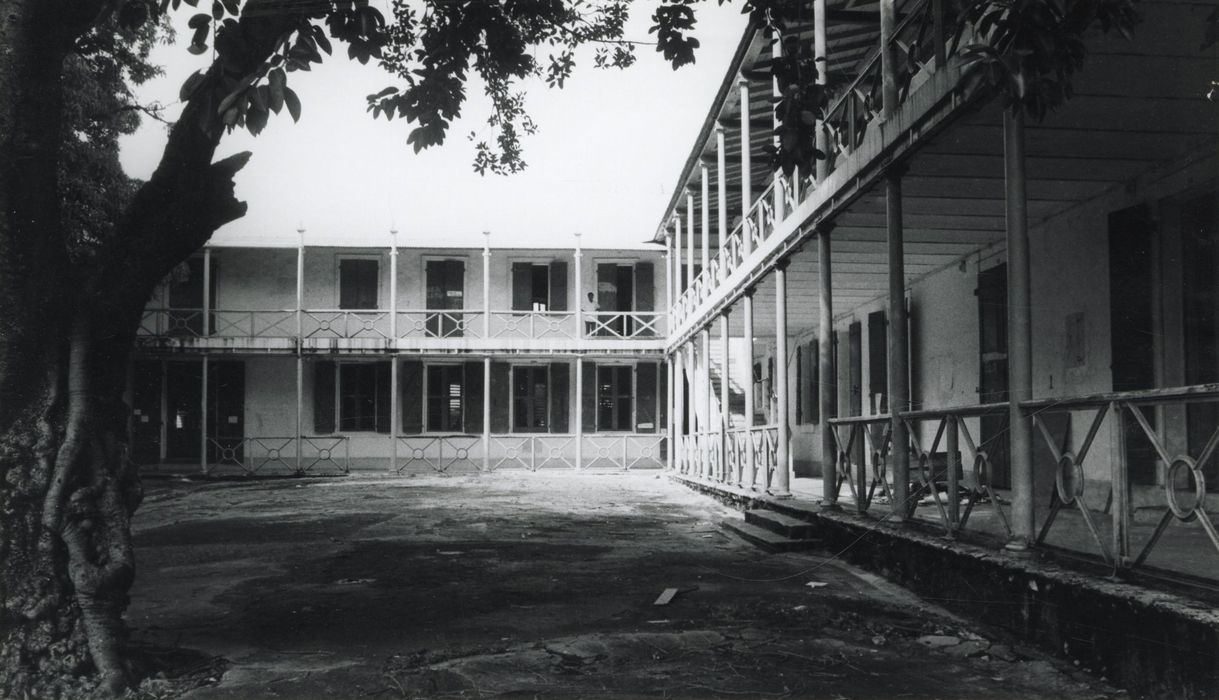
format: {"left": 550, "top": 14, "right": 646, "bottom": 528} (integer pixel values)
{"left": 339, "top": 258, "right": 379, "bottom": 310}
{"left": 511, "top": 261, "right": 567, "bottom": 311}
{"left": 425, "top": 259, "right": 465, "bottom": 337}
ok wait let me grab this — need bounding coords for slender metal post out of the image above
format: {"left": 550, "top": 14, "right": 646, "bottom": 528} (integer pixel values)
{"left": 575, "top": 356, "right": 584, "bottom": 470}
{"left": 933, "top": 0, "right": 946, "bottom": 69}
{"left": 202, "top": 246, "right": 212, "bottom": 337}
{"left": 818, "top": 228, "right": 838, "bottom": 508}
{"left": 295, "top": 228, "right": 304, "bottom": 472}
{"left": 720, "top": 312, "right": 730, "bottom": 485}
{"left": 1112, "top": 403, "right": 1130, "bottom": 567}
{"left": 716, "top": 124, "right": 728, "bottom": 277}
{"left": 946, "top": 415, "right": 960, "bottom": 528}
{"left": 296, "top": 355, "right": 303, "bottom": 473}
{"left": 573, "top": 232, "right": 583, "bottom": 339}
{"left": 687, "top": 341, "right": 699, "bottom": 478}
{"left": 702, "top": 327, "right": 713, "bottom": 480}
{"left": 880, "top": 0, "right": 898, "bottom": 119}
{"left": 700, "top": 163, "right": 711, "bottom": 273}
{"left": 674, "top": 349, "right": 686, "bottom": 473}
{"left": 389, "top": 228, "right": 398, "bottom": 340}
{"left": 159, "top": 360, "right": 168, "bottom": 463}
{"left": 483, "top": 231, "right": 492, "bottom": 338}
{"left": 675, "top": 216, "right": 684, "bottom": 292}
{"left": 813, "top": 0, "right": 829, "bottom": 183}
{"left": 483, "top": 357, "right": 491, "bottom": 472}
{"left": 390, "top": 358, "right": 399, "bottom": 473}
{"left": 686, "top": 189, "right": 696, "bottom": 285}
{"left": 667, "top": 354, "right": 675, "bottom": 470}
{"left": 739, "top": 78, "right": 753, "bottom": 257}
{"left": 665, "top": 233, "right": 674, "bottom": 320}
{"left": 743, "top": 289, "right": 756, "bottom": 487}
{"left": 773, "top": 263, "right": 792, "bottom": 497}
{"left": 887, "top": 170, "right": 910, "bottom": 519}
{"left": 199, "top": 356, "right": 208, "bottom": 473}
{"left": 772, "top": 35, "right": 785, "bottom": 222}
{"left": 1005, "top": 107, "right": 1036, "bottom": 548}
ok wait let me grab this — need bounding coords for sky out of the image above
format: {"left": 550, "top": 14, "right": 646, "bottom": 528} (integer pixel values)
{"left": 118, "top": 2, "right": 749, "bottom": 250}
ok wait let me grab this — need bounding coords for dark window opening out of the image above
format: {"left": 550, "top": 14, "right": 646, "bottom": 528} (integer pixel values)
{"left": 513, "top": 366, "right": 550, "bottom": 432}
{"left": 338, "top": 363, "right": 390, "bottom": 432}
{"left": 597, "top": 365, "right": 633, "bottom": 431}
{"left": 426, "top": 365, "right": 465, "bottom": 432}
{"left": 339, "top": 259, "right": 379, "bottom": 310}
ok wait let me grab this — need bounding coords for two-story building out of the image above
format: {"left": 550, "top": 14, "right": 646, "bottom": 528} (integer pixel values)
{"left": 131, "top": 236, "right": 668, "bottom": 476}
{"left": 655, "top": 0, "right": 1218, "bottom": 585}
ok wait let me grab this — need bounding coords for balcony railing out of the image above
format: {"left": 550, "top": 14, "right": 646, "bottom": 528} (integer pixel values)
{"left": 393, "top": 434, "right": 667, "bottom": 473}
{"left": 200, "top": 435, "right": 351, "bottom": 476}
{"left": 821, "top": 385, "right": 1219, "bottom": 582}
{"left": 137, "top": 307, "right": 665, "bottom": 344}
{"left": 676, "top": 425, "right": 779, "bottom": 493}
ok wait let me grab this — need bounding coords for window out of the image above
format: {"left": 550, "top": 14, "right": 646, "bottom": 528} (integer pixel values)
{"left": 426, "top": 365, "right": 465, "bottom": 432}
{"left": 513, "top": 366, "right": 550, "bottom": 432}
{"left": 596, "top": 365, "right": 633, "bottom": 431}
{"left": 425, "top": 259, "right": 465, "bottom": 337}
{"left": 338, "top": 363, "right": 389, "bottom": 432}
{"left": 339, "top": 258, "right": 379, "bottom": 310}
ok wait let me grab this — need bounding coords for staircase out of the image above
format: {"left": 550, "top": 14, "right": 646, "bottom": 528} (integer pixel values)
{"left": 722, "top": 508, "right": 821, "bottom": 552}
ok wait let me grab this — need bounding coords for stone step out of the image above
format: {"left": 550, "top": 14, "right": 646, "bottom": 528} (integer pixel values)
{"left": 745, "top": 509, "right": 819, "bottom": 540}
{"left": 721, "top": 519, "right": 820, "bottom": 553}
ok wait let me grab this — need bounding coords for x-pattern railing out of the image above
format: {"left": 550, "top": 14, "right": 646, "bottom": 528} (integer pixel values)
{"left": 586, "top": 312, "right": 664, "bottom": 339}
{"left": 212, "top": 310, "right": 296, "bottom": 338}
{"left": 137, "top": 308, "right": 204, "bottom": 338}
{"left": 201, "top": 436, "right": 349, "bottom": 476}
{"left": 1027, "top": 386, "right": 1219, "bottom": 572}
{"left": 396, "top": 310, "right": 483, "bottom": 339}
{"left": 830, "top": 416, "right": 895, "bottom": 515}
{"left": 395, "top": 435, "right": 481, "bottom": 474}
{"left": 299, "top": 436, "right": 351, "bottom": 475}
{"left": 488, "top": 311, "right": 576, "bottom": 340}
{"left": 751, "top": 424, "right": 779, "bottom": 490}
{"left": 302, "top": 310, "right": 390, "bottom": 340}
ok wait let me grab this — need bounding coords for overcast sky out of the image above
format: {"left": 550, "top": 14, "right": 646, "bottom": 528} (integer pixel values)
{"left": 118, "top": 2, "right": 748, "bottom": 250}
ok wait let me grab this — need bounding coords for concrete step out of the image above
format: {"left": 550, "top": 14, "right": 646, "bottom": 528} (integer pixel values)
{"left": 745, "top": 509, "right": 819, "bottom": 540}
{"left": 721, "top": 519, "right": 820, "bottom": 553}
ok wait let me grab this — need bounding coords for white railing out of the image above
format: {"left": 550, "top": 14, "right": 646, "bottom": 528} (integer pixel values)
{"left": 585, "top": 312, "right": 665, "bottom": 339}
{"left": 396, "top": 310, "right": 483, "bottom": 339}
{"left": 137, "top": 308, "right": 204, "bottom": 337}
{"left": 302, "top": 310, "right": 391, "bottom": 340}
{"left": 202, "top": 436, "right": 350, "bottom": 476}
{"left": 488, "top": 311, "right": 578, "bottom": 340}
{"left": 395, "top": 435, "right": 483, "bottom": 473}
{"left": 212, "top": 310, "right": 297, "bottom": 338}
{"left": 476, "top": 433, "right": 667, "bottom": 471}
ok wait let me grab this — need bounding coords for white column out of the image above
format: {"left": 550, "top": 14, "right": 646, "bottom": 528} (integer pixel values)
{"left": 482, "top": 231, "right": 492, "bottom": 338}
{"left": 202, "top": 246, "right": 212, "bottom": 336}
{"left": 574, "top": 233, "right": 584, "bottom": 338}
{"left": 483, "top": 356, "right": 491, "bottom": 472}
{"left": 664, "top": 233, "right": 673, "bottom": 320}
{"left": 686, "top": 190, "right": 696, "bottom": 284}
{"left": 674, "top": 349, "right": 686, "bottom": 473}
{"left": 716, "top": 124, "right": 728, "bottom": 279}
{"left": 687, "top": 341, "right": 698, "bottom": 478}
{"left": 295, "top": 228, "right": 304, "bottom": 473}
{"left": 390, "top": 358, "right": 399, "bottom": 473}
{"left": 813, "top": 0, "right": 829, "bottom": 183}
{"left": 720, "top": 312, "right": 730, "bottom": 481}
{"left": 772, "top": 35, "right": 786, "bottom": 222}
{"left": 575, "top": 356, "right": 584, "bottom": 469}
{"left": 389, "top": 229, "right": 399, "bottom": 473}
{"left": 389, "top": 228, "right": 398, "bottom": 340}
{"left": 700, "top": 162, "right": 710, "bottom": 272}
{"left": 743, "top": 289, "right": 755, "bottom": 487}
{"left": 819, "top": 228, "right": 837, "bottom": 508}
{"left": 702, "top": 326, "right": 713, "bottom": 481}
{"left": 739, "top": 78, "right": 753, "bottom": 257}
{"left": 199, "top": 356, "right": 208, "bottom": 474}
{"left": 773, "top": 263, "right": 792, "bottom": 497}
{"left": 674, "top": 216, "right": 684, "bottom": 293}
{"left": 667, "top": 354, "right": 675, "bottom": 470}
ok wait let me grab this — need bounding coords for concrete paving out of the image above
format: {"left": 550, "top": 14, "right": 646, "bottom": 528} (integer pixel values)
{"left": 127, "top": 472, "right": 1125, "bottom": 698}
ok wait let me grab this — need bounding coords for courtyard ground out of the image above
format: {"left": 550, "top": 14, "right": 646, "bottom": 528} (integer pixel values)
{"left": 128, "top": 472, "right": 1125, "bottom": 699}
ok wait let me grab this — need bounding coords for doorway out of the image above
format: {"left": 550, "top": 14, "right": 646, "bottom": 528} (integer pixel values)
{"left": 426, "top": 259, "right": 465, "bottom": 337}
{"left": 978, "top": 264, "right": 1010, "bottom": 488}
{"left": 164, "top": 360, "right": 245, "bottom": 463}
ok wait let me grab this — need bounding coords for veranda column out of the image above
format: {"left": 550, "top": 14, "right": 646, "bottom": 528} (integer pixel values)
{"left": 674, "top": 348, "right": 686, "bottom": 473}
{"left": 716, "top": 124, "right": 728, "bottom": 280}
{"left": 675, "top": 215, "right": 684, "bottom": 293}
{"left": 390, "top": 228, "right": 399, "bottom": 473}
{"left": 700, "top": 162, "right": 711, "bottom": 273}
{"left": 818, "top": 227, "right": 838, "bottom": 508}
{"left": 813, "top": 0, "right": 829, "bottom": 183}
{"left": 665, "top": 232, "right": 674, "bottom": 320}
{"left": 574, "top": 232, "right": 583, "bottom": 338}
{"left": 575, "top": 355, "right": 584, "bottom": 470}
{"left": 483, "top": 357, "right": 491, "bottom": 472}
{"left": 880, "top": 0, "right": 898, "bottom": 118}
{"left": 771, "top": 35, "right": 786, "bottom": 221}
{"left": 296, "top": 228, "right": 304, "bottom": 472}
{"left": 719, "top": 311, "right": 730, "bottom": 482}
{"left": 483, "top": 231, "right": 492, "bottom": 338}
{"left": 200, "top": 247, "right": 211, "bottom": 473}
{"left": 773, "top": 262, "right": 792, "bottom": 497}
{"left": 686, "top": 189, "right": 696, "bottom": 284}
{"left": 1005, "top": 107, "right": 1035, "bottom": 549}
{"left": 739, "top": 78, "right": 753, "bottom": 256}
{"left": 702, "top": 326, "right": 713, "bottom": 481}
{"left": 743, "top": 288, "right": 756, "bottom": 487}
{"left": 887, "top": 171, "right": 910, "bottom": 519}
{"left": 687, "top": 340, "right": 699, "bottom": 478}
{"left": 667, "top": 353, "right": 675, "bottom": 470}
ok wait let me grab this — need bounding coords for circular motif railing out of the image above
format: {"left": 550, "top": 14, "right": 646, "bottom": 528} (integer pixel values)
{"left": 1165, "top": 455, "right": 1206, "bottom": 521}
{"left": 1055, "top": 450, "right": 1085, "bottom": 506}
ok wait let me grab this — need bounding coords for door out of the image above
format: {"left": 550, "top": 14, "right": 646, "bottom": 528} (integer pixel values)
{"left": 131, "top": 360, "right": 162, "bottom": 465}
{"left": 978, "top": 264, "right": 1010, "bottom": 488}
{"left": 1181, "top": 192, "right": 1219, "bottom": 487}
{"left": 1108, "top": 205, "right": 1157, "bottom": 485}
{"left": 426, "top": 259, "right": 465, "bottom": 337}
{"left": 167, "top": 257, "right": 217, "bottom": 336}
{"left": 596, "top": 263, "right": 634, "bottom": 336}
{"left": 164, "top": 361, "right": 244, "bottom": 463}
{"left": 209, "top": 361, "right": 245, "bottom": 464}
{"left": 165, "top": 361, "right": 203, "bottom": 462}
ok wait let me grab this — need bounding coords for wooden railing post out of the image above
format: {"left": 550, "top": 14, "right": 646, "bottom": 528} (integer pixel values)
{"left": 1112, "top": 403, "right": 1131, "bottom": 567}
{"left": 946, "top": 414, "right": 960, "bottom": 528}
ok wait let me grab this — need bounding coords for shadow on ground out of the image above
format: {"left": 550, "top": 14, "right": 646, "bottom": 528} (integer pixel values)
{"left": 127, "top": 473, "right": 1123, "bottom": 699}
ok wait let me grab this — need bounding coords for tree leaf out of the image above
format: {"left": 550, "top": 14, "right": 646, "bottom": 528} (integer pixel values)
{"left": 283, "top": 86, "right": 302, "bottom": 122}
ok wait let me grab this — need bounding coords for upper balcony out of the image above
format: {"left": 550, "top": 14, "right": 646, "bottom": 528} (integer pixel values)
{"left": 135, "top": 243, "right": 667, "bottom": 354}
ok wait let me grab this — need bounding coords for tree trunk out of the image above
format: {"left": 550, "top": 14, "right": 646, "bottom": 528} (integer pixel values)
{"left": 2, "top": 3, "right": 299, "bottom": 694}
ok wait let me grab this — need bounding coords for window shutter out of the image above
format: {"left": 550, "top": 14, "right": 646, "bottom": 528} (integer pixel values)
{"left": 550, "top": 362, "right": 570, "bottom": 433}
{"left": 582, "top": 361, "right": 596, "bottom": 433}
{"left": 375, "top": 362, "right": 391, "bottom": 433}
{"left": 400, "top": 360, "right": 423, "bottom": 434}
{"left": 795, "top": 348, "right": 804, "bottom": 425}
{"left": 490, "top": 362, "right": 511, "bottom": 433}
{"left": 464, "top": 362, "right": 484, "bottom": 434}
{"left": 809, "top": 340, "right": 821, "bottom": 424}
{"left": 425, "top": 261, "right": 444, "bottom": 310}
{"left": 313, "top": 361, "right": 335, "bottom": 434}
{"left": 511, "top": 263, "right": 532, "bottom": 311}
{"left": 868, "top": 310, "right": 888, "bottom": 412}
{"left": 634, "top": 261, "right": 654, "bottom": 313}
{"left": 636, "top": 363, "right": 657, "bottom": 433}
{"left": 548, "top": 261, "right": 568, "bottom": 311}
